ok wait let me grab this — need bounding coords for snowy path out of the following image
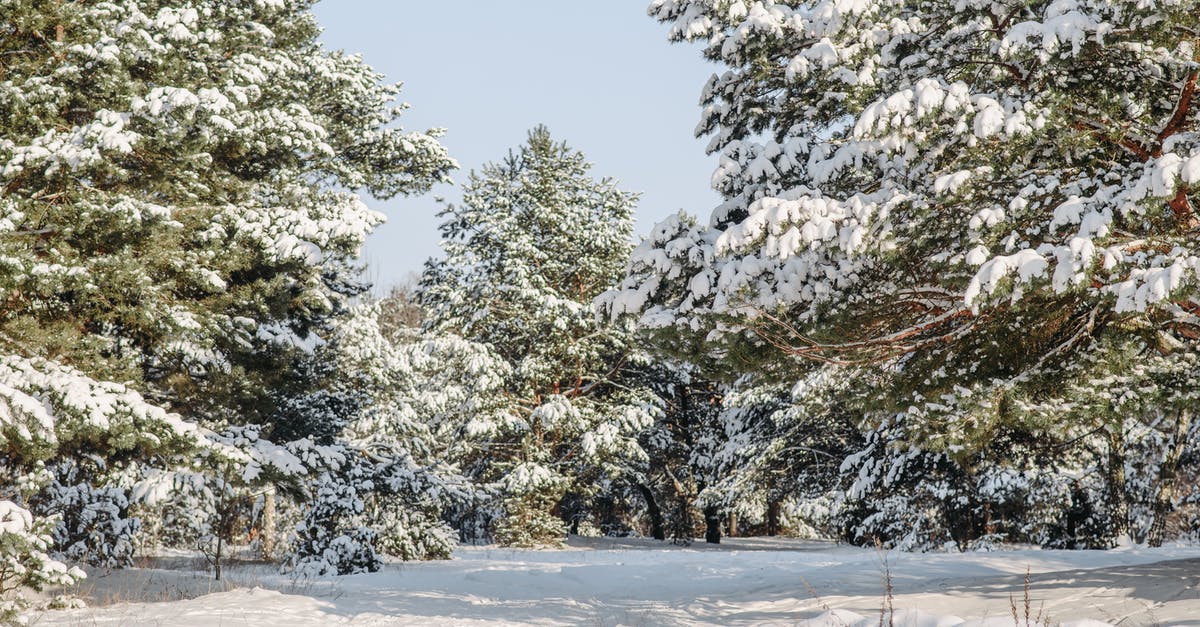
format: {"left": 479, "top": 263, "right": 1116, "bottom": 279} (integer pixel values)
{"left": 34, "top": 538, "right": 1200, "bottom": 626}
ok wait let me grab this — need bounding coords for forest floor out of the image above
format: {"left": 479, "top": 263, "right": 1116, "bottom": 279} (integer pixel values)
{"left": 29, "top": 536, "right": 1200, "bottom": 626}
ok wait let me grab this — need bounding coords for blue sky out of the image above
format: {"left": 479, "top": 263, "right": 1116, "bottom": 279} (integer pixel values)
{"left": 312, "top": 1, "right": 720, "bottom": 291}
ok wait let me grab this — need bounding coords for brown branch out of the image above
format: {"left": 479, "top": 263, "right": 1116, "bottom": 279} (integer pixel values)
{"left": 1176, "top": 299, "right": 1200, "bottom": 316}
{"left": 1168, "top": 186, "right": 1198, "bottom": 228}
{"left": 745, "top": 304, "right": 978, "bottom": 365}
{"left": 1070, "top": 119, "right": 1151, "bottom": 160}
{"left": 1070, "top": 63, "right": 1197, "bottom": 228}
{"left": 963, "top": 59, "right": 1027, "bottom": 85}
{"left": 1154, "top": 68, "right": 1198, "bottom": 154}
{"left": 1173, "top": 321, "right": 1200, "bottom": 340}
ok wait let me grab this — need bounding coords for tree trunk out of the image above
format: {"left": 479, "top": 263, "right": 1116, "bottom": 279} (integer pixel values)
{"left": 1149, "top": 409, "right": 1192, "bottom": 547}
{"left": 260, "top": 487, "right": 277, "bottom": 560}
{"left": 1104, "top": 426, "right": 1130, "bottom": 545}
{"left": 704, "top": 506, "right": 721, "bottom": 544}
{"left": 212, "top": 482, "right": 231, "bottom": 581}
{"left": 728, "top": 511, "right": 738, "bottom": 538}
{"left": 637, "top": 484, "right": 665, "bottom": 541}
{"left": 214, "top": 529, "right": 223, "bottom": 581}
{"left": 672, "top": 496, "right": 694, "bottom": 545}
{"left": 767, "top": 501, "right": 781, "bottom": 536}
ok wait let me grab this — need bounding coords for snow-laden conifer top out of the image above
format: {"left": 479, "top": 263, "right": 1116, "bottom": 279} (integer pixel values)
{"left": 606, "top": 0, "right": 1200, "bottom": 358}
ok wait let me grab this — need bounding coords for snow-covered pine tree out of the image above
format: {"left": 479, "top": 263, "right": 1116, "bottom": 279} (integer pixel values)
{"left": 600, "top": 0, "right": 1200, "bottom": 544}
{"left": 420, "top": 127, "right": 653, "bottom": 546}
{"left": 0, "top": 500, "right": 86, "bottom": 621}
{"left": 0, "top": 354, "right": 209, "bottom": 588}
{"left": 625, "top": 358, "right": 725, "bottom": 543}
{"left": 1008, "top": 338, "right": 1200, "bottom": 546}
{"left": 705, "top": 370, "right": 863, "bottom": 539}
{"left": 1, "top": 0, "right": 454, "bottom": 575}
{"left": 0, "top": 0, "right": 453, "bottom": 436}
{"left": 305, "top": 302, "right": 498, "bottom": 559}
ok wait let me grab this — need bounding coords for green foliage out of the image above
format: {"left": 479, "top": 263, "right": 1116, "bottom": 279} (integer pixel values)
{"left": 1, "top": 0, "right": 453, "bottom": 577}
{"left": 617, "top": 0, "right": 1200, "bottom": 448}
{"left": 419, "top": 127, "right": 652, "bottom": 543}
{"left": 0, "top": 501, "right": 85, "bottom": 622}
{"left": 0, "top": 0, "right": 454, "bottom": 440}
{"left": 373, "top": 507, "right": 455, "bottom": 561}
{"left": 593, "top": 0, "right": 1200, "bottom": 548}
{"left": 492, "top": 495, "right": 567, "bottom": 549}
{"left": 421, "top": 125, "right": 637, "bottom": 389}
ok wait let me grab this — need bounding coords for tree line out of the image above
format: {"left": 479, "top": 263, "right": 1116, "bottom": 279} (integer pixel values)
{"left": 2, "top": 0, "right": 1199, "bottom": 619}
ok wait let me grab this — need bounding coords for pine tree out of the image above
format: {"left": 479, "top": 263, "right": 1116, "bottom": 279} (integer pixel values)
{"left": 0, "top": 500, "right": 86, "bottom": 621}
{"left": 610, "top": 0, "right": 1200, "bottom": 411}
{"left": 599, "top": 0, "right": 1200, "bottom": 544}
{"left": 0, "top": 0, "right": 454, "bottom": 437}
{"left": 420, "top": 127, "right": 652, "bottom": 545}
{"left": 626, "top": 358, "right": 724, "bottom": 543}
{"left": 706, "top": 370, "right": 863, "bottom": 539}
{"left": 1, "top": 0, "right": 453, "bottom": 579}
{"left": 311, "top": 302, "right": 497, "bottom": 557}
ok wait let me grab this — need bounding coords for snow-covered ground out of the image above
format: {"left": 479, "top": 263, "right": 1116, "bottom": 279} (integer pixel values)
{"left": 32, "top": 537, "right": 1200, "bottom": 626}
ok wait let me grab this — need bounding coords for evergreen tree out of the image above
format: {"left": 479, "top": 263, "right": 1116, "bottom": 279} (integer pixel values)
{"left": 312, "top": 302, "right": 497, "bottom": 557}
{"left": 420, "top": 127, "right": 652, "bottom": 545}
{"left": 600, "top": 0, "right": 1200, "bottom": 546}
{"left": 627, "top": 358, "right": 724, "bottom": 543}
{"left": 705, "top": 371, "right": 862, "bottom": 539}
{"left": 0, "top": 500, "right": 85, "bottom": 621}
{"left": 0, "top": 0, "right": 454, "bottom": 438}
{"left": 1, "top": 0, "right": 453, "bottom": 581}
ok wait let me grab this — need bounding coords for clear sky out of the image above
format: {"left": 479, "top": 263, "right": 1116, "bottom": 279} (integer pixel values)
{"left": 311, "top": 1, "right": 720, "bottom": 292}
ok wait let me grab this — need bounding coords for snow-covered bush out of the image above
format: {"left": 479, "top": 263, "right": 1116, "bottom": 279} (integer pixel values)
{"left": 374, "top": 507, "right": 456, "bottom": 561}
{"left": 0, "top": 354, "right": 209, "bottom": 576}
{"left": 292, "top": 526, "right": 380, "bottom": 578}
{"left": 129, "top": 471, "right": 214, "bottom": 552}
{"left": 832, "top": 416, "right": 965, "bottom": 551}
{"left": 284, "top": 435, "right": 473, "bottom": 573}
{"left": 493, "top": 495, "right": 568, "bottom": 549}
{"left": 0, "top": 501, "right": 86, "bottom": 622}
{"left": 282, "top": 303, "right": 493, "bottom": 559}
{"left": 15, "top": 460, "right": 141, "bottom": 569}
{"left": 443, "top": 494, "right": 502, "bottom": 545}
{"left": 290, "top": 469, "right": 380, "bottom": 576}
{"left": 36, "top": 481, "right": 140, "bottom": 569}
{"left": 829, "top": 412, "right": 1160, "bottom": 551}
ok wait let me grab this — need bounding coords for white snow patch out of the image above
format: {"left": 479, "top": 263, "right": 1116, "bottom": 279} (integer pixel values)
{"left": 33, "top": 538, "right": 1200, "bottom": 626}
